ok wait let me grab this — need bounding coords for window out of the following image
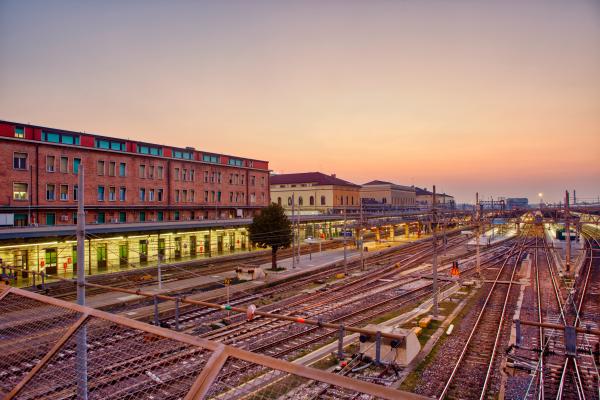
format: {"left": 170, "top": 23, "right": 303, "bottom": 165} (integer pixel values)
{"left": 204, "top": 191, "right": 209, "bottom": 202}
{"left": 310, "top": 196, "right": 315, "bottom": 206}
{"left": 288, "top": 197, "right": 292, "bottom": 206}
{"left": 139, "top": 211, "right": 146, "bottom": 222}
{"left": 157, "top": 165, "right": 163, "bottom": 179}
{"left": 261, "top": 176, "right": 265, "bottom": 186}
{"left": 148, "top": 166, "right": 154, "bottom": 179}
{"left": 46, "top": 184, "right": 56, "bottom": 201}
{"left": 228, "top": 158, "right": 243, "bottom": 167}
{"left": 13, "top": 153, "right": 27, "bottom": 170}
{"left": 190, "top": 169, "right": 195, "bottom": 181}
{"left": 172, "top": 149, "right": 193, "bottom": 159}
{"left": 217, "top": 191, "right": 221, "bottom": 202}
{"left": 229, "top": 192, "right": 234, "bottom": 202}
{"left": 298, "top": 196, "right": 303, "bottom": 206}
{"left": 251, "top": 175, "right": 256, "bottom": 185}
{"left": 137, "top": 144, "right": 162, "bottom": 156}
{"left": 175, "top": 190, "right": 180, "bottom": 203}
{"left": 109, "top": 186, "right": 116, "bottom": 201}
{"left": 97, "top": 186, "right": 105, "bottom": 201}
{"left": 14, "top": 126, "right": 25, "bottom": 138}
{"left": 60, "top": 157, "right": 68, "bottom": 173}
{"left": 95, "top": 138, "right": 125, "bottom": 151}
{"left": 202, "top": 154, "right": 219, "bottom": 163}
{"left": 240, "top": 175, "right": 244, "bottom": 185}
{"left": 182, "top": 169, "right": 187, "bottom": 181}
{"left": 174, "top": 211, "right": 180, "bottom": 221}
{"left": 13, "top": 183, "right": 28, "bottom": 200}
{"left": 46, "top": 156, "right": 55, "bottom": 172}
{"left": 119, "top": 162, "right": 126, "bottom": 177}
{"left": 157, "top": 211, "right": 163, "bottom": 221}
{"left": 97, "top": 212, "right": 105, "bottom": 224}
{"left": 42, "top": 131, "right": 79, "bottom": 145}
{"left": 174, "top": 168, "right": 180, "bottom": 180}
{"left": 157, "top": 188, "right": 163, "bottom": 202}
{"left": 139, "top": 164, "right": 146, "bottom": 178}
{"left": 97, "top": 160, "right": 105, "bottom": 175}
{"left": 204, "top": 171, "right": 209, "bottom": 183}
{"left": 139, "top": 188, "right": 146, "bottom": 201}
{"left": 217, "top": 172, "right": 222, "bottom": 183}
{"left": 73, "top": 158, "right": 81, "bottom": 174}
{"left": 109, "top": 161, "right": 116, "bottom": 176}
{"left": 182, "top": 189, "right": 188, "bottom": 202}
{"left": 250, "top": 193, "right": 255, "bottom": 203}
{"left": 119, "top": 212, "right": 127, "bottom": 223}
{"left": 321, "top": 196, "right": 326, "bottom": 205}
{"left": 60, "top": 184, "right": 68, "bottom": 201}
{"left": 190, "top": 189, "right": 195, "bottom": 202}
{"left": 149, "top": 189, "right": 155, "bottom": 202}
{"left": 277, "top": 197, "right": 282, "bottom": 205}
{"left": 119, "top": 187, "right": 126, "bottom": 201}
{"left": 73, "top": 185, "right": 78, "bottom": 201}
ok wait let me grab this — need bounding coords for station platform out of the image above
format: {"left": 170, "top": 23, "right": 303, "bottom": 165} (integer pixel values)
{"left": 82, "top": 237, "right": 422, "bottom": 319}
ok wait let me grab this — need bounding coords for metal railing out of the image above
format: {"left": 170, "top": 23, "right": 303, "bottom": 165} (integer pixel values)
{"left": 0, "top": 285, "right": 425, "bottom": 400}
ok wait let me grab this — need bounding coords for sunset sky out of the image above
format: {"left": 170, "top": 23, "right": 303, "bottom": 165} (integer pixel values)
{"left": 1, "top": 0, "right": 598, "bottom": 204}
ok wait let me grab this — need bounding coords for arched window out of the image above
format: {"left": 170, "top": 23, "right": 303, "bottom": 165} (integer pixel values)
{"left": 298, "top": 196, "right": 303, "bottom": 206}
{"left": 277, "top": 197, "right": 282, "bottom": 205}
{"left": 288, "top": 197, "right": 292, "bottom": 206}
{"left": 321, "top": 196, "right": 326, "bottom": 205}
{"left": 309, "top": 196, "right": 315, "bottom": 206}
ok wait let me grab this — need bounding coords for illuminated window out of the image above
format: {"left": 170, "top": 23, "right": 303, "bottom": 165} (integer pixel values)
{"left": 13, "top": 183, "right": 28, "bottom": 200}
{"left": 14, "top": 126, "right": 25, "bottom": 138}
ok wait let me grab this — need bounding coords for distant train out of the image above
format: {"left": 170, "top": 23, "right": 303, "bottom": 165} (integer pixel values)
{"left": 556, "top": 227, "right": 578, "bottom": 241}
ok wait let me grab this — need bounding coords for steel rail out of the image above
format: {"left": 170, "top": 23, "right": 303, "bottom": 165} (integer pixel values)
{"left": 437, "top": 237, "right": 528, "bottom": 399}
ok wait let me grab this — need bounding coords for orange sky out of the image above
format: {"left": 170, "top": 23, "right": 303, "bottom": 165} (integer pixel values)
{"left": 0, "top": 1, "right": 598, "bottom": 203}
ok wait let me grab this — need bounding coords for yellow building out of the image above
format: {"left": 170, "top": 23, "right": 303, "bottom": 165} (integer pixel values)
{"left": 415, "top": 187, "right": 455, "bottom": 209}
{"left": 270, "top": 172, "right": 360, "bottom": 215}
{"left": 360, "top": 180, "right": 416, "bottom": 209}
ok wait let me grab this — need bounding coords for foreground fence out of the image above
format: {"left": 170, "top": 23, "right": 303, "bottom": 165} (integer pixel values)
{"left": 0, "top": 286, "right": 424, "bottom": 400}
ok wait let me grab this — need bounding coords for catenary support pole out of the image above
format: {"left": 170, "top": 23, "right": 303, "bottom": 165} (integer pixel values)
{"left": 76, "top": 165, "right": 88, "bottom": 400}
{"left": 432, "top": 185, "right": 438, "bottom": 318}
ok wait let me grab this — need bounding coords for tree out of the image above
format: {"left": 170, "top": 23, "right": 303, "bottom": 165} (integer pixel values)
{"left": 249, "top": 203, "right": 292, "bottom": 270}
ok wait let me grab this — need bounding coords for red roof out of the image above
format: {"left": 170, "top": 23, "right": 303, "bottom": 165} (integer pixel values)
{"left": 270, "top": 172, "right": 359, "bottom": 187}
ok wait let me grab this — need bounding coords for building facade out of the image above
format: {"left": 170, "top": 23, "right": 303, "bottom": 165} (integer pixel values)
{"left": 415, "top": 187, "right": 455, "bottom": 209}
{"left": 360, "top": 180, "right": 416, "bottom": 210}
{"left": 270, "top": 172, "right": 360, "bottom": 215}
{"left": 506, "top": 198, "right": 529, "bottom": 210}
{"left": 0, "top": 120, "right": 270, "bottom": 226}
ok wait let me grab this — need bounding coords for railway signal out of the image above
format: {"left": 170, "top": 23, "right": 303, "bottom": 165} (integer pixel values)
{"left": 450, "top": 261, "right": 460, "bottom": 278}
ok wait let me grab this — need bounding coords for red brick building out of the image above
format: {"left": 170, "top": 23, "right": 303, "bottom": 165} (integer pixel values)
{"left": 0, "top": 120, "right": 270, "bottom": 226}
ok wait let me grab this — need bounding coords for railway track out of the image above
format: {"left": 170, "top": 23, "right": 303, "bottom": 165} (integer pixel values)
{"left": 31, "top": 240, "right": 345, "bottom": 301}
{"left": 437, "top": 237, "right": 529, "bottom": 399}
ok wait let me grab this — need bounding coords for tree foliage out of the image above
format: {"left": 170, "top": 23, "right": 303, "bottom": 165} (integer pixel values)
{"left": 249, "top": 203, "right": 292, "bottom": 269}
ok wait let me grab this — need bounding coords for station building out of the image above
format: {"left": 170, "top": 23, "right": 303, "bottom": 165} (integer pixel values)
{"left": 270, "top": 172, "right": 361, "bottom": 215}
{"left": 359, "top": 180, "right": 416, "bottom": 210}
{"left": 0, "top": 120, "right": 270, "bottom": 227}
{"left": 415, "top": 187, "right": 455, "bottom": 209}
{"left": 0, "top": 216, "right": 357, "bottom": 286}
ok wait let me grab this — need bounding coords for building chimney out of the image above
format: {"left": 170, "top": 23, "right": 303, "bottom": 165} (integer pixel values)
{"left": 331, "top": 173, "right": 336, "bottom": 178}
